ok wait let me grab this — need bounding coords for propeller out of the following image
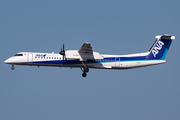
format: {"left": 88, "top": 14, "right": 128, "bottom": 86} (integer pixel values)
{"left": 59, "top": 43, "right": 65, "bottom": 61}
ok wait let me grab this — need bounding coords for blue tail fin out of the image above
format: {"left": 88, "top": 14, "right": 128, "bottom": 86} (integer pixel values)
{"left": 146, "top": 35, "right": 175, "bottom": 60}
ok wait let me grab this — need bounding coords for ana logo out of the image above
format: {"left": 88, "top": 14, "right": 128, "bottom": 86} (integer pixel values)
{"left": 36, "top": 54, "right": 46, "bottom": 57}
{"left": 152, "top": 41, "right": 164, "bottom": 57}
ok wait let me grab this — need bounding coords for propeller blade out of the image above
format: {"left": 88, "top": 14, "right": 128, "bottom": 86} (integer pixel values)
{"left": 63, "top": 43, "right": 64, "bottom": 51}
{"left": 60, "top": 43, "right": 66, "bottom": 62}
{"left": 60, "top": 43, "right": 65, "bottom": 55}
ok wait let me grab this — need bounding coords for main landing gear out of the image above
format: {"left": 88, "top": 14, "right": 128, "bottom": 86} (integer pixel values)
{"left": 11, "top": 65, "right": 15, "bottom": 70}
{"left": 81, "top": 61, "right": 89, "bottom": 77}
{"left": 81, "top": 67, "right": 89, "bottom": 77}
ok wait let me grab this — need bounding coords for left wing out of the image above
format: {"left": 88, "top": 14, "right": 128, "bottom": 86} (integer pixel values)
{"left": 78, "top": 43, "right": 103, "bottom": 61}
{"left": 78, "top": 43, "right": 93, "bottom": 54}
{"left": 65, "top": 43, "right": 104, "bottom": 61}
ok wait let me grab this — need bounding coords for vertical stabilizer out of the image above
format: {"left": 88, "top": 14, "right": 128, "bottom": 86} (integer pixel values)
{"left": 146, "top": 35, "right": 175, "bottom": 60}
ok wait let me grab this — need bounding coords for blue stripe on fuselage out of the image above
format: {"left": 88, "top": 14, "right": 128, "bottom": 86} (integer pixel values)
{"left": 29, "top": 56, "right": 148, "bottom": 65}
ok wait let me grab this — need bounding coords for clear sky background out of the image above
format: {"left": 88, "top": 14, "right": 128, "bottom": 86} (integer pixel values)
{"left": 1, "top": 0, "right": 180, "bottom": 120}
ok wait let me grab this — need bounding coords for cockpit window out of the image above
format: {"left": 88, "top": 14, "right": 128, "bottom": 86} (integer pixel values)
{"left": 14, "top": 54, "right": 23, "bottom": 56}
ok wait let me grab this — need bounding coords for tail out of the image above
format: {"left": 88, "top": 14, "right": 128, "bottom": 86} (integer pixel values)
{"left": 146, "top": 35, "right": 175, "bottom": 60}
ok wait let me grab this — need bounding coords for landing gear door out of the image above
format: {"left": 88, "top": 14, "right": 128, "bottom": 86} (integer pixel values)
{"left": 27, "top": 53, "right": 33, "bottom": 63}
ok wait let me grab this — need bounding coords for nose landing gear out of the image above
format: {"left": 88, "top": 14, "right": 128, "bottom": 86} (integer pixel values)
{"left": 11, "top": 65, "right": 15, "bottom": 70}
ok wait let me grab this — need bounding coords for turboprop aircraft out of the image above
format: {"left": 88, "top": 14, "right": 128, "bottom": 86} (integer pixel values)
{"left": 4, "top": 35, "right": 175, "bottom": 77}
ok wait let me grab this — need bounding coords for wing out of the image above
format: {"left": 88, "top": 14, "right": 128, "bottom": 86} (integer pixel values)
{"left": 78, "top": 43, "right": 93, "bottom": 54}
{"left": 65, "top": 43, "right": 103, "bottom": 61}
{"left": 78, "top": 42, "right": 103, "bottom": 61}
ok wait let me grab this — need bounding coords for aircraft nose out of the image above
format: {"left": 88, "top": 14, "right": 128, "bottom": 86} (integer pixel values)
{"left": 4, "top": 58, "right": 12, "bottom": 64}
{"left": 4, "top": 59, "right": 9, "bottom": 64}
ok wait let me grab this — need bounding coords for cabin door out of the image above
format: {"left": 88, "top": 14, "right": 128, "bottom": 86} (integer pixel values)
{"left": 27, "top": 53, "right": 33, "bottom": 63}
{"left": 115, "top": 58, "right": 120, "bottom": 67}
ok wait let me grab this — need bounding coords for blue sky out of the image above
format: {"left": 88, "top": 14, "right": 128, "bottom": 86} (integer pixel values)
{"left": 1, "top": 0, "right": 180, "bottom": 120}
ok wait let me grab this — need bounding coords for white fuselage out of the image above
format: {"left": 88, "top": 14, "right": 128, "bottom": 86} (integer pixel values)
{"left": 4, "top": 35, "right": 174, "bottom": 77}
{"left": 4, "top": 51, "right": 166, "bottom": 69}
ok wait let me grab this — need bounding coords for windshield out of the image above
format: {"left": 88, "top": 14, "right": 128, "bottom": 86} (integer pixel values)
{"left": 14, "top": 54, "right": 23, "bottom": 56}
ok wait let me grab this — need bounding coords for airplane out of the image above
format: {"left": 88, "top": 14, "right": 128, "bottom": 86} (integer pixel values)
{"left": 4, "top": 34, "right": 175, "bottom": 77}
